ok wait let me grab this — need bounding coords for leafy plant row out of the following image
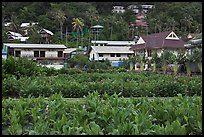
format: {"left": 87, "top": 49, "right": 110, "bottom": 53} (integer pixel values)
{"left": 2, "top": 72, "right": 202, "bottom": 98}
{"left": 2, "top": 92, "right": 202, "bottom": 135}
{"left": 2, "top": 57, "right": 126, "bottom": 80}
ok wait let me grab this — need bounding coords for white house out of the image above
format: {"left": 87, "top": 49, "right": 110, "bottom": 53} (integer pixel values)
{"left": 20, "top": 22, "right": 38, "bottom": 35}
{"left": 4, "top": 43, "right": 67, "bottom": 65}
{"left": 112, "top": 6, "right": 126, "bottom": 13}
{"left": 89, "top": 46, "right": 134, "bottom": 66}
{"left": 91, "top": 40, "right": 136, "bottom": 46}
{"left": 6, "top": 31, "right": 29, "bottom": 42}
{"left": 127, "top": 5, "right": 139, "bottom": 14}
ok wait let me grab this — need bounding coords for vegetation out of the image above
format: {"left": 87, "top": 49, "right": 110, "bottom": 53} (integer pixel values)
{"left": 2, "top": 70, "right": 202, "bottom": 98}
{"left": 2, "top": 92, "right": 202, "bottom": 135}
{"left": 2, "top": 2, "right": 202, "bottom": 47}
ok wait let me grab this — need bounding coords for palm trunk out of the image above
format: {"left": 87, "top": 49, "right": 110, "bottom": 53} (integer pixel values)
{"left": 60, "top": 24, "right": 63, "bottom": 41}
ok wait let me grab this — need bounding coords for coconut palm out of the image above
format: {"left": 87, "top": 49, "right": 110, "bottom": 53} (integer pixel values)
{"left": 85, "top": 7, "right": 98, "bottom": 44}
{"left": 72, "top": 18, "right": 84, "bottom": 47}
{"left": 50, "top": 9, "right": 66, "bottom": 40}
{"left": 9, "top": 14, "right": 21, "bottom": 33}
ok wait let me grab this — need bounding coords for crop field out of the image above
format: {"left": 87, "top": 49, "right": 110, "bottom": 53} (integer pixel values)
{"left": 2, "top": 71, "right": 202, "bottom": 98}
{"left": 2, "top": 70, "right": 202, "bottom": 135}
{"left": 2, "top": 92, "right": 202, "bottom": 135}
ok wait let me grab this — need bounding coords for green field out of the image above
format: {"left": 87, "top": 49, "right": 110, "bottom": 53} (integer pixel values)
{"left": 2, "top": 92, "right": 202, "bottom": 135}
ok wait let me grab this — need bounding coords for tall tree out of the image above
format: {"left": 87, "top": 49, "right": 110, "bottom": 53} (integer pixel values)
{"left": 9, "top": 13, "right": 21, "bottom": 33}
{"left": 50, "top": 9, "right": 66, "bottom": 40}
{"left": 72, "top": 17, "right": 84, "bottom": 47}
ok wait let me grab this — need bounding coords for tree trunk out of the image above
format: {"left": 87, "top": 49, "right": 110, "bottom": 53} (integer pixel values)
{"left": 60, "top": 24, "right": 63, "bottom": 41}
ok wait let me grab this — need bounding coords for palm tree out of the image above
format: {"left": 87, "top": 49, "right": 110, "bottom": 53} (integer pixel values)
{"left": 9, "top": 14, "right": 20, "bottom": 33}
{"left": 50, "top": 9, "right": 66, "bottom": 40}
{"left": 85, "top": 7, "right": 98, "bottom": 44}
{"left": 85, "top": 7, "right": 98, "bottom": 28}
{"left": 72, "top": 18, "right": 84, "bottom": 47}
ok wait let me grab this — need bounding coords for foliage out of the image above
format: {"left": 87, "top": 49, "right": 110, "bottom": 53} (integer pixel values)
{"left": 67, "top": 53, "right": 89, "bottom": 68}
{"left": 2, "top": 71, "right": 202, "bottom": 98}
{"left": 2, "top": 2, "right": 201, "bottom": 44}
{"left": 2, "top": 92, "right": 202, "bottom": 135}
{"left": 2, "top": 56, "right": 44, "bottom": 79}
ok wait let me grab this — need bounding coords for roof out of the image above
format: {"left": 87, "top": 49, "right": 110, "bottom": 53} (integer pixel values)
{"left": 91, "top": 46, "right": 134, "bottom": 54}
{"left": 7, "top": 31, "right": 22, "bottom": 37}
{"left": 8, "top": 36, "right": 29, "bottom": 42}
{"left": 4, "top": 43, "right": 67, "bottom": 49}
{"left": 91, "top": 25, "right": 104, "bottom": 29}
{"left": 185, "top": 33, "right": 202, "bottom": 48}
{"left": 63, "top": 48, "right": 77, "bottom": 53}
{"left": 40, "top": 28, "right": 54, "bottom": 35}
{"left": 130, "top": 31, "right": 185, "bottom": 50}
{"left": 20, "top": 22, "right": 38, "bottom": 27}
{"left": 4, "top": 22, "right": 11, "bottom": 27}
{"left": 91, "top": 41, "right": 135, "bottom": 46}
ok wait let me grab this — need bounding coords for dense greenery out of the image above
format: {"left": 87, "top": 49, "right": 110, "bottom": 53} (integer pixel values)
{"left": 2, "top": 70, "right": 202, "bottom": 98}
{"left": 2, "top": 2, "right": 202, "bottom": 47}
{"left": 2, "top": 92, "right": 202, "bottom": 135}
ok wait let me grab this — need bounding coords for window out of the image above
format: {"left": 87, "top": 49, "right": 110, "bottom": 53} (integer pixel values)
{"left": 99, "top": 53, "right": 103, "bottom": 57}
{"left": 110, "top": 53, "right": 115, "bottom": 57}
{"left": 15, "top": 50, "right": 21, "bottom": 57}
{"left": 58, "top": 51, "right": 63, "bottom": 57}
{"left": 40, "top": 51, "right": 45, "bottom": 57}
{"left": 116, "top": 53, "right": 121, "bottom": 57}
{"left": 147, "top": 50, "right": 151, "bottom": 57}
{"left": 34, "top": 51, "right": 39, "bottom": 57}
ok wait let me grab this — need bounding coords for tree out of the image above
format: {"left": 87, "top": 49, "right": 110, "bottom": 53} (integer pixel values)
{"left": 9, "top": 13, "right": 21, "bottom": 33}
{"left": 50, "top": 9, "right": 66, "bottom": 40}
{"left": 72, "top": 18, "right": 84, "bottom": 47}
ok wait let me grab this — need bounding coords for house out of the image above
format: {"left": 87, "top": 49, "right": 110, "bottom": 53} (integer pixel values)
{"left": 6, "top": 31, "right": 29, "bottom": 42}
{"left": 135, "top": 11, "right": 148, "bottom": 27}
{"left": 112, "top": 6, "right": 126, "bottom": 13}
{"left": 89, "top": 46, "right": 134, "bottom": 67}
{"left": 91, "top": 41, "right": 136, "bottom": 46}
{"left": 4, "top": 22, "right": 11, "bottom": 27}
{"left": 127, "top": 4, "right": 155, "bottom": 14}
{"left": 127, "top": 5, "right": 139, "bottom": 14}
{"left": 4, "top": 43, "right": 67, "bottom": 65}
{"left": 7, "top": 31, "right": 23, "bottom": 37}
{"left": 20, "top": 22, "right": 38, "bottom": 28}
{"left": 63, "top": 48, "right": 77, "bottom": 60}
{"left": 187, "top": 33, "right": 197, "bottom": 39}
{"left": 184, "top": 33, "right": 202, "bottom": 53}
{"left": 20, "top": 22, "right": 38, "bottom": 35}
{"left": 39, "top": 28, "right": 54, "bottom": 44}
{"left": 130, "top": 31, "right": 185, "bottom": 69}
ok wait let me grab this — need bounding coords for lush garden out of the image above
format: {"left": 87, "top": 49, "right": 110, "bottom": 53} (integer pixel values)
{"left": 2, "top": 57, "right": 202, "bottom": 135}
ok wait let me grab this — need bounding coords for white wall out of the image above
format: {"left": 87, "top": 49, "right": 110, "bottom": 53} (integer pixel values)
{"left": 14, "top": 49, "right": 62, "bottom": 58}
{"left": 21, "top": 50, "right": 34, "bottom": 57}
{"left": 46, "top": 51, "right": 58, "bottom": 57}
{"left": 89, "top": 49, "right": 132, "bottom": 61}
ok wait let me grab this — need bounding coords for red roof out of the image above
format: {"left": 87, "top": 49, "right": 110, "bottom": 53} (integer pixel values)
{"left": 130, "top": 31, "right": 185, "bottom": 50}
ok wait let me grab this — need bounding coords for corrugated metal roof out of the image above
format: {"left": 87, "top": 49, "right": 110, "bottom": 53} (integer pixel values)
{"left": 4, "top": 43, "right": 67, "bottom": 49}
{"left": 91, "top": 46, "right": 134, "bottom": 53}
{"left": 40, "top": 28, "right": 54, "bottom": 35}
{"left": 7, "top": 31, "right": 23, "bottom": 37}
{"left": 91, "top": 41, "right": 135, "bottom": 45}
{"left": 63, "top": 48, "right": 77, "bottom": 53}
{"left": 8, "top": 36, "right": 29, "bottom": 42}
